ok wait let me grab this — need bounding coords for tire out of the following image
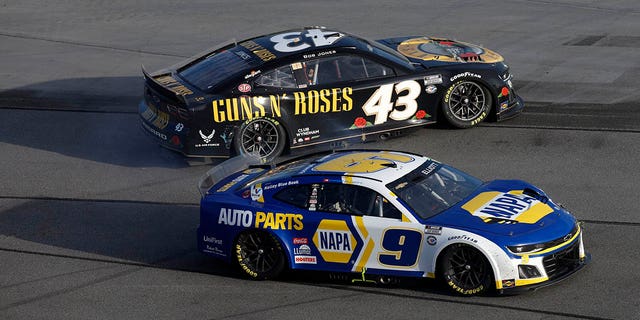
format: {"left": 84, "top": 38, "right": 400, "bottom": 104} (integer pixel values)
{"left": 234, "top": 230, "right": 286, "bottom": 280}
{"left": 235, "top": 117, "right": 286, "bottom": 162}
{"left": 442, "top": 80, "right": 491, "bottom": 128}
{"left": 439, "top": 244, "right": 493, "bottom": 295}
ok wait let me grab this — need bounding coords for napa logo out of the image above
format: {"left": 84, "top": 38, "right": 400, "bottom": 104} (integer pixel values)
{"left": 461, "top": 191, "right": 553, "bottom": 224}
{"left": 313, "top": 220, "right": 357, "bottom": 263}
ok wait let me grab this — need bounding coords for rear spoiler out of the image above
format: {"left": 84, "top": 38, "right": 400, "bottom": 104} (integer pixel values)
{"left": 198, "top": 153, "right": 266, "bottom": 197}
{"left": 141, "top": 65, "right": 188, "bottom": 106}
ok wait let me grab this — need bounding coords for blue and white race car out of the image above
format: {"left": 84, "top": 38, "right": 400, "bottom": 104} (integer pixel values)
{"left": 197, "top": 150, "right": 589, "bottom": 295}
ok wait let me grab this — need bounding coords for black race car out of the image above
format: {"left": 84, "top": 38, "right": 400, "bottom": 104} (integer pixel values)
{"left": 140, "top": 27, "right": 523, "bottom": 160}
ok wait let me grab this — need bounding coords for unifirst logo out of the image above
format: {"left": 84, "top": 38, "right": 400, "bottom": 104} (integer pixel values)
{"left": 462, "top": 191, "right": 554, "bottom": 224}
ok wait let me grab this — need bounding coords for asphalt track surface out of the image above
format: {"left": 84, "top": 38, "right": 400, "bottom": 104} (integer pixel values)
{"left": 1, "top": 1, "right": 639, "bottom": 319}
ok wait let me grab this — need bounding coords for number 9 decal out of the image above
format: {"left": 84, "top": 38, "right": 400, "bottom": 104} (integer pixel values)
{"left": 378, "top": 228, "right": 423, "bottom": 268}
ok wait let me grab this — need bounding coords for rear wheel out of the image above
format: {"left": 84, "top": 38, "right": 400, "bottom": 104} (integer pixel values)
{"left": 442, "top": 81, "right": 491, "bottom": 128}
{"left": 234, "top": 230, "right": 286, "bottom": 280}
{"left": 235, "top": 117, "right": 285, "bottom": 162}
{"left": 439, "top": 244, "right": 493, "bottom": 295}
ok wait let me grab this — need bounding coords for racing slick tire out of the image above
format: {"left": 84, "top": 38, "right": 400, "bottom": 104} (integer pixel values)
{"left": 235, "top": 117, "right": 286, "bottom": 162}
{"left": 234, "top": 230, "right": 286, "bottom": 280}
{"left": 442, "top": 80, "right": 491, "bottom": 128}
{"left": 439, "top": 243, "right": 493, "bottom": 295}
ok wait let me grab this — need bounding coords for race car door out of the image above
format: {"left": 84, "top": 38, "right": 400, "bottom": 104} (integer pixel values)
{"left": 302, "top": 182, "right": 426, "bottom": 277}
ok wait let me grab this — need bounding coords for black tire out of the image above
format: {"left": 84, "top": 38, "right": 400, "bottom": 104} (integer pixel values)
{"left": 234, "top": 230, "right": 286, "bottom": 280}
{"left": 439, "top": 243, "right": 493, "bottom": 295}
{"left": 235, "top": 117, "right": 286, "bottom": 162}
{"left": 442, "top": 80, "right": 491, "bottom": 128}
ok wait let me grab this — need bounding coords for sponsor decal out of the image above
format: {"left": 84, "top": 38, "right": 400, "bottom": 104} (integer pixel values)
{"left": 141, "top": 103, "right": 170, "bottom": 130}
{"left": 498, "top": 87, "right": 509, "bottom": 98}
{"left": 500, "top": 102, "right": 509, "bottom": 110}
{"left": 202, "top": 235, "right": 223, "bottom": 245}
{"left": 196, "top": 129, "right": 220, "bottom": 148}
{"left": 412, "top": 110, "right": 430, "bottom": 121}
{"left": 462, "top": 191, "right": 554, "bottom": 224}
{"left": 199, "top": 129, "right": 215, "bottom": 143}
{"left": 141, "top": 121, "right": 167, "bottom": 141}
{"left": 294, "top": 244, "right": 312, "bottom": 255}
{"left": 425, "top": 225, "right": 442, "bottom": 235}
{"left": 294, "top": 255, "right": 317, "bottom": 264}
{"left": 502, "top": 279, "right": 516, "bottom": 288}
{"left": 447, "top": 235, "right": 478, "bottom": 243}
{"left": 175, "top": 123, "right": 184, "bottom": 132}
{"left": 251, "top": 183, "right": 264, "bottom": 203}
{"left": 425, "top": 85, "right": 437, "bottom": 94}
{"left": 154, "top": 75, "right": 193, "bottom": 96}
{"left": 217, "top": 208, "right": 304, "bottom": 230}
{"left": 211, "top": 87, "right": 353, "bottom": 123}
{"left": 218, "top": 208, "right": 253, "bottom": 227}
{"left": 313, "top": 220, "right": 357, "bottom": 263}
{"left": 204, "top": 245, "right": 226, "bottom": 257}
{"left": 396, "top": 37, "right": 503, "bottom": 63}
{"left": 296, "top": 127, "right": 320, "bottom": 138}
{"left": 349, "top": 117, "right": 372, "bottom": 129}
{"left": 426, "top": 235, "right": 437, "bottom": 246}
{"left": 293, "top": 237, "right": 308, "bottom": 245}
{"left": 238, "top": 83, "right": 252, "bottom": 93}
{"left": 424, "top": 74, "right": 443, "bottom": 85}
{"left": 264, "top": 180, "right": 299, "bottom": 190}
{"left": 239, "top": 40, "right": 276, "bottom": 62}
{"left": 448, "top": 280, "right": 484, "bottom": 295}
{"left": 450, "top": 72, "right": 481, "bottom": 82}
{"left": 244, "top": 70, "right": 262, "bottom": 79}
{"left": 234, "top": 50, "right": 252, "bottom": 60}
{"left": 166, "top": 104, "right": 190, "bottom": 121}
{"left": 242, "top": 168, "right": 265, "bottom": 174}
{"left": 216, "top": 174, "right": 249, "bottom": 192}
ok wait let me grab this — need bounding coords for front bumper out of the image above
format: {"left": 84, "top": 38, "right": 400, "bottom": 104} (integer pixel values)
{"left": 496, "top": 95, "right": 525, "bottom": 121}
{"left": 499, "top": 252, "right": 591, "bottom": 294}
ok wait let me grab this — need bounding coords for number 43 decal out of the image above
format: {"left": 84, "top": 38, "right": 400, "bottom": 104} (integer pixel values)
{"left": 271, "top": 29, "right": 344, "bottom": 53}
{"left": 363, "top": 80, "right": 422, "bottom": 125}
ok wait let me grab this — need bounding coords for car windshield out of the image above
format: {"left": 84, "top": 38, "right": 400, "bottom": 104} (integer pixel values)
{"left": 179, "top": 46, "right": 255, "bottom": 91}
{"left": 387, "top": 161, "right": 483, "bottom": 219}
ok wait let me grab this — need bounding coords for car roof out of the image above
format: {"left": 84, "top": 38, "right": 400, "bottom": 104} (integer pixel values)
{"left": 236, "top": 27, "right": 413, "bottom": 68}
{"left": 256, "top": 150, "right": 430, "bottom": 185}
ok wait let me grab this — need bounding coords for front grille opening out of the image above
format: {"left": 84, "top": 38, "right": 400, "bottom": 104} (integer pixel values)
{"left": 543, "top": 240, "right": 581, "bottom": 280}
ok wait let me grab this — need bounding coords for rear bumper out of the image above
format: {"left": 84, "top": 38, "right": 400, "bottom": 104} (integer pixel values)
{"left": 138, "top": 100, "right": 233, "bottom": 157}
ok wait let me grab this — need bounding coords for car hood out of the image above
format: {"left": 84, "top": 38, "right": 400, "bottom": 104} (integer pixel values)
{"left": 426, "top": 180, "right": 576, "bottom": 240}
{"left": 377, "top": 36, "right": 504, "bottom": 66}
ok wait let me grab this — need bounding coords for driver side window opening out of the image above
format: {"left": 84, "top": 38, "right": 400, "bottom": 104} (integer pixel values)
{"left": 298, "top": 55, "right": 395, "bottom": 87}
{"left": 256, "top": 54, "right": 395, "bottom": 90}
{"left": 311, "top": 183, "right": 402, "bottom": 219}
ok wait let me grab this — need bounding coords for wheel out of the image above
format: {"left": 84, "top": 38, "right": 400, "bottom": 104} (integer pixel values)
{"left": 442, "top": 80, "right": 491, "bottom": 128}
{"left": 235, "top": 117, "right": 286, "bottom": 161}
{"left": 439, "top": 244, "right": 493, "bottom": 295}
{"left": 234, "top": 230, "right": 286, "bottom": 280}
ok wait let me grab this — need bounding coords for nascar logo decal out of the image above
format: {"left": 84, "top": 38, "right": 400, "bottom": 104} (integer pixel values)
{"left": 461, "top": 191, "right": 553, "bottom": 224}
{"left": 313, "top": 220, "right": 357, "bottom": 263}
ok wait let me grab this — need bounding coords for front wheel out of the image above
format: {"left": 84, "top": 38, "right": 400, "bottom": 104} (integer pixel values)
{"left": 439, "top": 244, "right": 493, "bottom": 295}
{"left": 442, "top": 81, "right": 491, "bottom": 128}
{"left": 235, "top": 117, "right": 286, "bottom": 162}
{"left": 234, "top": 230, "right": 286, "bottom": 280}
